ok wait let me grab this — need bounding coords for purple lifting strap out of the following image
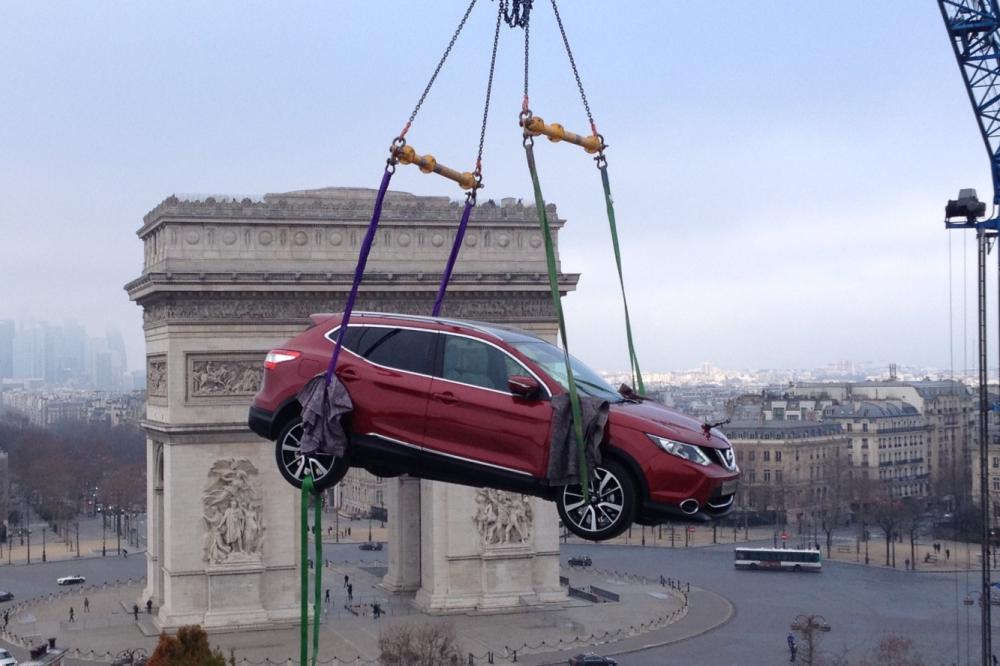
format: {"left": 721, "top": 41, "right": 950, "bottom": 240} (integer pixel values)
{"left": 432, "top": 197, "right": 475, "bottom": 317}
{"left": 324, "top": 168, "right": 394, "bottom": 385}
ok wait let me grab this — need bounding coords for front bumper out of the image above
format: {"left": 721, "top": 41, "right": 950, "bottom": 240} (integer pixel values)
{"left": 638, "top": 480, "right": 737, "bottom": 525}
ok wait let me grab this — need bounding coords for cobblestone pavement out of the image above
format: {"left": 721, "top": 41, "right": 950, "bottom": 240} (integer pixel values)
{"left": 0, "top": 553, "right": 715, "bottom": 665}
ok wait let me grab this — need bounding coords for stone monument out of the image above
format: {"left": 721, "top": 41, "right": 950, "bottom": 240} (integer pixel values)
{"left": 127, "top": 187, "right": 575, "bottom": 630}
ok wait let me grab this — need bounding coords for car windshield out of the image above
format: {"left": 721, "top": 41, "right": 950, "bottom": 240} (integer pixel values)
{"left": 510, "top": 340, "right": 621, "bottom": 401}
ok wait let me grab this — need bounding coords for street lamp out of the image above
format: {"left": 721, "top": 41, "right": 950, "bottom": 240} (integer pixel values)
{"left": 102, "top": 510, "right": 107, "bottom": 557}
{"left": 790, "top": 614, "right": 831, "bottom": 666}
{"left": 42, "top": 527, "right": 46, "bottom": 563}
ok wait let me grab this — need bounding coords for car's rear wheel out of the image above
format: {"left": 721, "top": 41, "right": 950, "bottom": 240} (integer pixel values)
{"left": 557, "top": 459, "right": 636, "bottom": 542}
{"left": 274, "top": 416, "right": 349, "bottom": 491}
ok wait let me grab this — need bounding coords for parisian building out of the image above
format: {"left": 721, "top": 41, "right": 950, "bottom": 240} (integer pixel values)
{"left": 723, "top": 419, "right": 849, "bottom": 527}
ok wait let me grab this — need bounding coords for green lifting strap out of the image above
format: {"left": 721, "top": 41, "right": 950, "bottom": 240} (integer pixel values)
{"left": 524, "top": 140, "right": 589, "bottom": 499}
{"left": 598, "top": 162, "right": 645, "bottom": 395}
{"left": 300, "top": 475, "right": 322, "bottom": 666}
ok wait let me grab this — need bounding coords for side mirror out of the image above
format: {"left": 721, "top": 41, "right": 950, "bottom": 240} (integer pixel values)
{"left": 508, "top": 375, "right": 541, "bottom": 399}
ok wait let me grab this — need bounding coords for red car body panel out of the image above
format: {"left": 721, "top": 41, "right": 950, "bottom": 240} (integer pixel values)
{"left": 249, "top": 313, "right": 739, "bottom": 525}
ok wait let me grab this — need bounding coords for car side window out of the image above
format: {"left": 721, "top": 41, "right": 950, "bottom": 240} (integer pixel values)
{"left": 352, "top": 327, "right": 436, "bottom": 375}
{"left": 441, "top": 335, "right": 526, "bottom": 392}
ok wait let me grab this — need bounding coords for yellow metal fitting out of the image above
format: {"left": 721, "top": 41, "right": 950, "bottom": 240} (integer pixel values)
{"left": 395, "top": 144, "right": 476, "bottom": 190}
{"left": 523, "top": 115, "right": 601, "bottom": 154}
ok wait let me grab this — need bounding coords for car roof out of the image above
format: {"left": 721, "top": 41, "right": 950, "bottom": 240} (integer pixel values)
{"left": 313, "top": 312, "right": 547, "bottom": 344}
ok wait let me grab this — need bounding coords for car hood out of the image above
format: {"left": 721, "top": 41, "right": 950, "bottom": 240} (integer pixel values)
{"left": 608, "top": 400, "right": 731, "bottom": 449}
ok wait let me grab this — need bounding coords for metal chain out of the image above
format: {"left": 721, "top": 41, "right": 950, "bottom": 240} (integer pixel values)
{"left": 474, "top": 2, "right": 504, "bottom": 184}
{"left": 399, "top": 0, "right": 479, "bottom": 138}
{"left": 550, "top": 0, "right": 595, "bottom": 134}
{"left": 498, "top": 0, "right": 532, "bottom": 28}
{"left": 523, "top": 16, "right": 531, "bottom": 107}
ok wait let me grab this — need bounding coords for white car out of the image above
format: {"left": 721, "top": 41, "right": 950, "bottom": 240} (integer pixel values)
{"left": 56, "top": 575, "right": 85, "bottom": 586}
{"left": 0, "top": 648, "right": 19, "bottom": 666}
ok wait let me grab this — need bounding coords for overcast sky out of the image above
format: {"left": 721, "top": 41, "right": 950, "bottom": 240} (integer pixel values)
{"left": 0, "top": 1, "right": 994, "bottom": 375}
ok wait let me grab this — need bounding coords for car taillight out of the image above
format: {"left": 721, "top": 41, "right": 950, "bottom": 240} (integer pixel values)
{"left": 264, "top": 349, "right": 301, "bottom": 370}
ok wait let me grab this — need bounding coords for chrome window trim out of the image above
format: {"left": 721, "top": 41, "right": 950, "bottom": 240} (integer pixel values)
{"left": 324, "top": 323, "right": 553, "bottom": 398}
{"left": 366, "top": 433, "right": 533, "bottom": 477}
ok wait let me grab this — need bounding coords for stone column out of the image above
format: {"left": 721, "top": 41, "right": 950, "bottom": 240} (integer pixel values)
{"left": 382, "top": 476, "right": 421, "bottom": 593}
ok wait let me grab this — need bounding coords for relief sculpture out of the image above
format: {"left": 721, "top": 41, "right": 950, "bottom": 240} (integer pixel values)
{"left": 473, "top": 489, "right": 533, "bottom": 546}
{"left": 203, "top": 458, "right": 265, "bottom": 564}
{"left": 190, "top": 360, "right": 262, "bottom": 397}
{"left": 147, "top": 357, "right": 167, "bottom": 398}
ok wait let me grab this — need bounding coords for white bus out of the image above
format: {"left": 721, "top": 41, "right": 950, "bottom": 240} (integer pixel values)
{"left": 734, "top": 547, "right": 822, "bottom": 572}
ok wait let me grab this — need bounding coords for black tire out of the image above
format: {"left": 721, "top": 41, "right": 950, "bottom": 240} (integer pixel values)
{"left": 793, "top": 565, "right": 802, "bottom": 572}
{"left": 557, "top": 458, "right": 636, "bottom": 542}
{"left": 274, "top": 416, "right": 350, "bottom": 491}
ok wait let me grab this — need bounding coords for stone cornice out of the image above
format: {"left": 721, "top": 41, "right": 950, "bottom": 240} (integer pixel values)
{"left": 140, "top": 188, "right": 564, "bottom": 236}
{"left": 125, "top": 270, "right": 580, "bottom": 299}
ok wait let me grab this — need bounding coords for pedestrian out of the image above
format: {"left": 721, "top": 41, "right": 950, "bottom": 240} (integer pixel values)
{"left": 344, "top": 574, "right": 349, "bottom": 588}
{"left": 946, "top": 548, "right": 951, "bottom": 560}
{"left": 347, "top": 583, "right": 353, "bottom": 602}
{"left": 328, "top": 526, "right": 333, "bottom": 536}
{"left": 122, "top": 548, "right": 128, "bottom": 559}
{"left": 69, "top": 607, "right": 75, "bottom": 623}
{"left": 83, "top": 597, "right": 90, "bottom": 612}
{"left": 660, "top": 575, "right": 665, "bottom": 587}
{"left": 373, "top": 602, "right": 381, "bottom": 620}
{"left": 787, "top": 633, "right": 797, "bottom": 662}
{"left": 325, "top": 589, "right": 331, "bottom": 603}
{"left": 133, "top": 604, "right": 139, "bottom": 622}
{"left": 3, "top": 609, "right": 9, "bottom": 629}
{"left": 146, "top": 599, "right": 153, "bottom": 614}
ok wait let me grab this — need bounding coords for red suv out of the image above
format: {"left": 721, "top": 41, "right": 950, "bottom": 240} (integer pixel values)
{"left": 248, "top": 313, "right": 739, "bottom": 541}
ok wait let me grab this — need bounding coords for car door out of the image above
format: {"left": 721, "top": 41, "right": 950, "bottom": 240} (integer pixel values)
{"left": 423, "top": 333, "right": 553, "bottom": 477}
{"left": 335, "top": 325, "right": 436, "bottom": 452}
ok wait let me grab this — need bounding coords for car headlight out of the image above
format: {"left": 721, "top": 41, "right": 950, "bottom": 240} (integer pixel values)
{"left": 647, "top": 434, "right": 712, "bottom": 466}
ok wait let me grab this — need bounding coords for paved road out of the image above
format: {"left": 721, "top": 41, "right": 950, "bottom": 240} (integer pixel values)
{"left": 0, "top": 554, "right": 145, "bottom": 605}
{"left": 2, "top": 538, "right": 994, "bottom": 665}
{"left": 562, "top": 541, "right": 995, "bottom": 666}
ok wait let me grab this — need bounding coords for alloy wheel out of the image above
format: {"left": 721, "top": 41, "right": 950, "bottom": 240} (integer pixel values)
{"left": 561, "top": 466, "right": 627, "bottom": 537}
{"left": 277, "top": 421, "right": 339, "bottom": 488}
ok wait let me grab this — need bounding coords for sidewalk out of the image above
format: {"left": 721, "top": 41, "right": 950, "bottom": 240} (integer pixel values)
{"left": 0, "top": 562, "right": 722, "bottom": 665}
{"left": 564, "top": 525, "right": 989, "bottom": 573}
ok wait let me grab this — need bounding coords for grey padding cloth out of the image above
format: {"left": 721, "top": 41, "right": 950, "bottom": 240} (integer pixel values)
{"left": 296, "top": 374, "right": 353, "bottom": 457}
{"left": 547, "top": 394, "right": 609, "bottom": 486}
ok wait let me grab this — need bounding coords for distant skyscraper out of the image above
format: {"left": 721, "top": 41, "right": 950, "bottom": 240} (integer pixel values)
{"left": 0, "top": 320, "right": 13, "bottom": 379}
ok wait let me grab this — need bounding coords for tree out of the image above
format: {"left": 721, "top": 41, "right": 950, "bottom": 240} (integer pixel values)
{"left": 855, "top": 633, "right": 927, "bottom": 666}
{"left": 378, "top": 622, "right": 462, "bottom": 666}
{"left": 818, "top": 447, "right": 852, "bottom": 558}
{"left": 870, "top": 498, "right": 902, "bottom": 568}
{"left": 147, "top": 626, "right": 226, "bottom": 666}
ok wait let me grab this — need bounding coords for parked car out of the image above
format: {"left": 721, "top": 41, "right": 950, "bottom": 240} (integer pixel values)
{"left": 0, "top": 591, "right": 13, "bottom": 602}
{"left": 249, "top": 313, "right": 740, "bottom": 541}
{"left": 359, "top": 541, "right": 383, "bottom": 551}
{"left": 56, "top": 575, "right": 86, "bottom": 586}
{"left": 569, "top": 655, "right": 617, "bottom": 665}
{"left": 567, "top": 555, "right": 592, "bottom": 567}
{"left": 0, "top": 648, "right": 18, "bottom": 666}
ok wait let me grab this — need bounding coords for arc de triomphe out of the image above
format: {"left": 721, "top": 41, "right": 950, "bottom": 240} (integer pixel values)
{"left": 126, "top": 187, "right": 575, "bottom": 629}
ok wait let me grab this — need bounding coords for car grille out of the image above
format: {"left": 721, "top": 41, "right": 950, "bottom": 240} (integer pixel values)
{"left": 702, "top": 446, "right": 737, "bottom": 471}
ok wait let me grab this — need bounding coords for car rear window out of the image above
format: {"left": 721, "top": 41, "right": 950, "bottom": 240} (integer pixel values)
{"left": 352, "top": 327, "right": 436, "bottom": 375}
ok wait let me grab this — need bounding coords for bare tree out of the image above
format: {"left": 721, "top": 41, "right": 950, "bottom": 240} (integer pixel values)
{"left": 854, "top": 633, "right": 927, "bottom": 666}
{"left": 378, "top": 622, "right": 462, "bottom": 666}
{"left": 870, "top": 498, "right": 903, "bottom": 568}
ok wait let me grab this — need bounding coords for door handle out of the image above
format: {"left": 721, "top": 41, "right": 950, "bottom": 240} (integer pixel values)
{"left": 433, "top": 392, "right": 458, "bottom": 405}
{"left": 338, "top": 367, "right": 361, "bottom": 382}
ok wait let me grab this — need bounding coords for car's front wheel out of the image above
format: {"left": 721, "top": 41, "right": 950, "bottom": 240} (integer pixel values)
{"left": 557, "top": 459, "right": 636, "bottom": 542}
{"left": 274, "top": 416, "right": 350, "bottom": 491}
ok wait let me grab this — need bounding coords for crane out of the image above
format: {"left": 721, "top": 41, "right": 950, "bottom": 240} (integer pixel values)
{"left": 938, "top": 2, "right": 1000, "bottom": 664}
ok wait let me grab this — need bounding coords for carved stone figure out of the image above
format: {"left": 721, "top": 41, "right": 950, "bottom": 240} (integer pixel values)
{"left": 190, "top": 360, "right": 262, "bottom": 397}
{"left": 473, "top": 489, "right": 532, "bottom": 546}
{"left": 203, "top": 459, "right": 265, "bottom": 563}
{"left": 147, "top": 358, "right": 167, "bottom": 397}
